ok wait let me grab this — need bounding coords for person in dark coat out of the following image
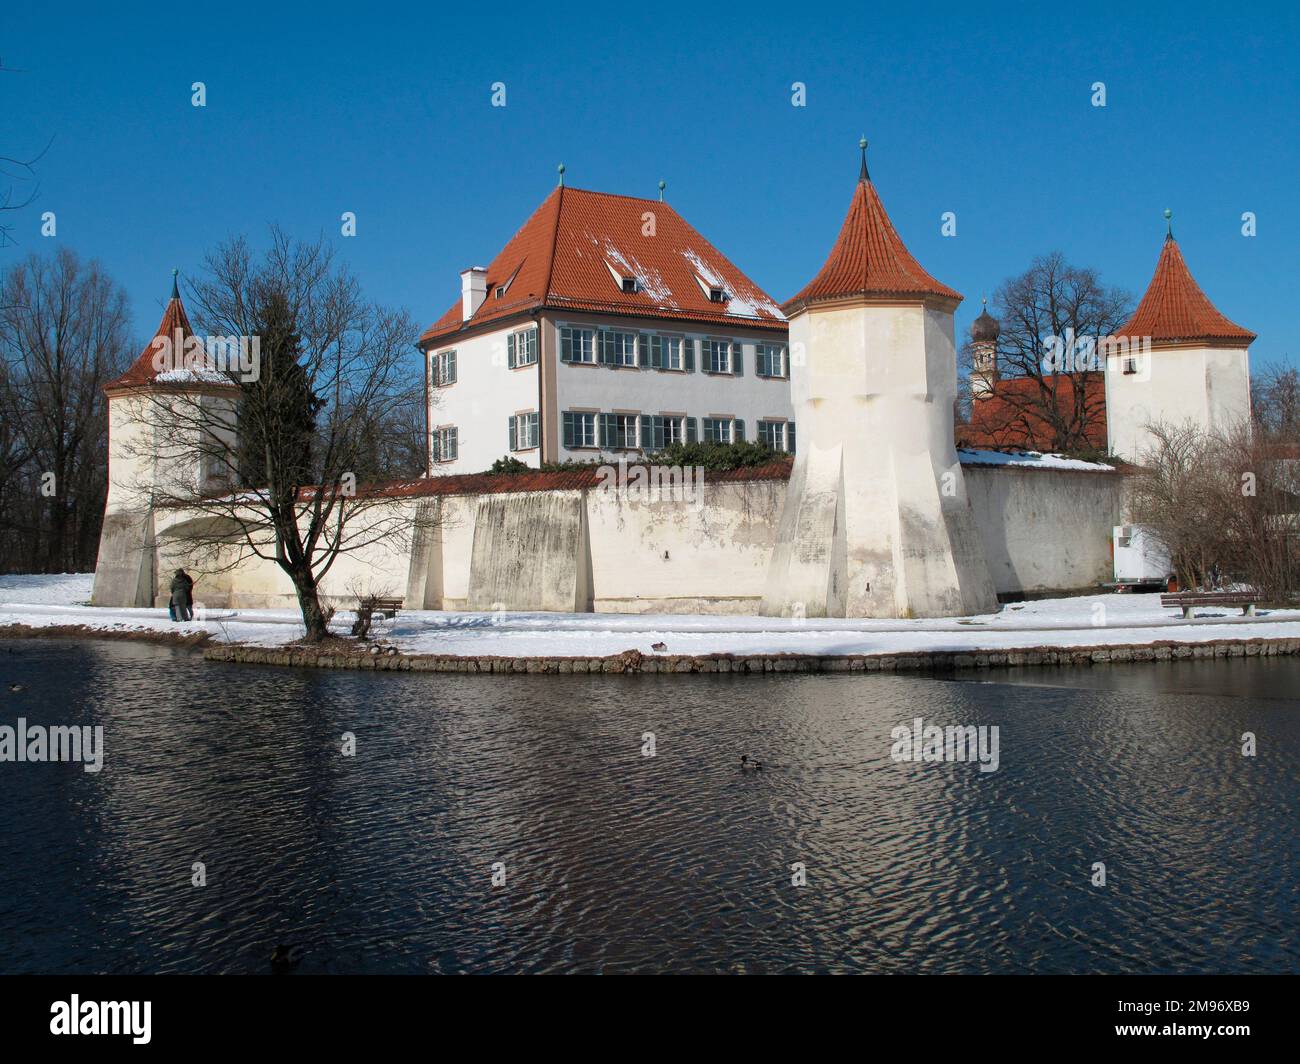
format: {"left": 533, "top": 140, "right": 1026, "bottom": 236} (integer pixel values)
{"left": 169, "top": 569, "right": 195, "bottom": 622}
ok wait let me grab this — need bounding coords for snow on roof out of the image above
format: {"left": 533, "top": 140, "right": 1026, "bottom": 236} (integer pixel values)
{"left": 154, "top": 367, "right": 234, "bottom": 385}
{"left": 420, "top": 186, "right": 787, "bottom": 346}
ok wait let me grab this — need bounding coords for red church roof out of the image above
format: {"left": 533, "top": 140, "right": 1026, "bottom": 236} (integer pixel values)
{"left": 419, "top": 185, "right": 787, "bottom": 347}
{"left": 784, "top": 144, "right": 961, "bottom": 314}
{"left": 957, "top": 373, "right": 1108, "bottom": 452}
{"left": 1112, "top": 234, "right": 1254, "bottom": 347}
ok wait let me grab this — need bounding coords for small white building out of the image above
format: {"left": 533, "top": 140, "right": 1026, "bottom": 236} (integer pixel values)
{"left": 417, "top": 183, "right": 792, "bottom": 474}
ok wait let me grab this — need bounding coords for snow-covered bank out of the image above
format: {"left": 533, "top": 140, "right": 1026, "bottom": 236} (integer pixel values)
{"left": 3, "top": 573, "right": 1300, "bottom": 660}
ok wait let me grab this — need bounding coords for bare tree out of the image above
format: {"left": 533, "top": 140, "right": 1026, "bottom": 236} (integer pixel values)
{"left": 1252, "top": 360, "right": 1300, "bottom": 439}
{"left": 1128, "top": 420, "right": 1300, "bottom": 600}
{"left": 961, "top": 252, "right": 1132, "bottom": 453}
{"left": 117, "top": 228, "right": 433, "bottom": 641}
{"left": 0, "top": 59, "right": 52, "bottom": 249}
{"left": 0, "top": 248, "right": 130, "bottom": 572}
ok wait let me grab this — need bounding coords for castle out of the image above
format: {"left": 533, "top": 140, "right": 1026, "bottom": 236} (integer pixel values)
{"left": 91, "top": 146, "right": 1254, "bottom": 619}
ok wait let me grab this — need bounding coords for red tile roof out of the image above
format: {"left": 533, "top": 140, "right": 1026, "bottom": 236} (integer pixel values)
{"left": 957, "top": 373, "right": 1108, "bottom": 451}
{"left": 333, "top": 459, "right": 797, "bottom": 500}
{"left": 419, "top": 186, "right": 787, "bottom": 347}
{"left": 1112, "top": 236, "right": 1254, "bottom": 346}
{"left": 105, "top": 284, "right": 238, "bottom": 394}
{"left": 784, "top": 171, "right": 961, "bottom": 313}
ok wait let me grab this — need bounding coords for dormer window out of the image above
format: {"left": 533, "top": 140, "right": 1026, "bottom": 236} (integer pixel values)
{"left": 493, "top": 263, "right": 522, "bottom": 302}
{"left": 605, "top": 259, "right": 640, "bottom": 294}
{"left": 709, "top": 286, "right": 727, "bottom": 303}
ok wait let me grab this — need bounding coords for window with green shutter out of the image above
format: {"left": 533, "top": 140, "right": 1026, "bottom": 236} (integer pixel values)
{"left": 560, "top": 327, "right": 594, "bottom": 364}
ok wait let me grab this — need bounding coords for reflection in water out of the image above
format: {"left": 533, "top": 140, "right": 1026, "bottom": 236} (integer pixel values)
{"left": 0, "top": 638, "right": 1296, "bottom": 974}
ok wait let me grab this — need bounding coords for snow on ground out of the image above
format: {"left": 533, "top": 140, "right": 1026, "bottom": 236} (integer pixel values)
{"left": 0, "top": 573, "right": 96, "bottom": 606}
{"left": 3, "top": 574, "right": 1299, "bottom": 659}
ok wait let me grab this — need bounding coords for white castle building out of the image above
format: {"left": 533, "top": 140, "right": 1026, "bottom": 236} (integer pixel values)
{"left": 419, "top": 175, "right": 792, "bottom": 474}
{"left": 92, "top": 147, "right": 1255, "bottom": 618}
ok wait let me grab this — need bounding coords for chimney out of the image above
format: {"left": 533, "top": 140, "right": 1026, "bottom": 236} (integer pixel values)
{"left": 461, "top": 266, "right": 488, "bottom": 322}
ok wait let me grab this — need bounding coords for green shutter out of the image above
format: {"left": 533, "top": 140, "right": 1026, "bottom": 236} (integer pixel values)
{"left": 686, "top": 417, "right": 697, "bottom": 444}
{"left": 563, "top": 411, "right": 575, "bottom": 448}
{"left": 507, "top": 332, "right": 516, "bottom": 369}
{"left": 734, "top": 418, "right": 745, "bottom": 442}
{"left": 732, "top": 342, "right": 743, "bottom": 376}
{"left": 508, "top": 415, "right": 517, "bottom": 451}
{"left": 787, "top": 422, "right": 796, "bottom": 453}
{"left": 683, "top": 338, "right": 694, "bottom": 372}
{"left": 599, "top": 413, "right": 614, "bottom": 447}
{"left": 639, "top": 414, "right": 653, "bottom": 451}
{"left": 758, "top": 345, "right": 770, "bottom": 377}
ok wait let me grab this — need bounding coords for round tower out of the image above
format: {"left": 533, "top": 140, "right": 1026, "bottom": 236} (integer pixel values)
{"left": 92, "top": 275, "right": 241, "bottom": 607}
{"left": 761, "top": 141, "right": 997, "bottom": 619}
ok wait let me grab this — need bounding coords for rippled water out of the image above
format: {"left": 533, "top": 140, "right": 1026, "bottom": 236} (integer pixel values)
{"left": 1, "top": 638, "right": 1296, "bottom": 974}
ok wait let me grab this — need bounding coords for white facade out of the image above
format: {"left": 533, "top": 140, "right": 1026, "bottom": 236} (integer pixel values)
{"left": 426, "top": 320, "right": 542, "bottom": 474}
{"left": 1103, "top": 342, "right": 1252, "bottom": 463}
{"left": 425, "top": 311, "right": 792, "bottom": 474}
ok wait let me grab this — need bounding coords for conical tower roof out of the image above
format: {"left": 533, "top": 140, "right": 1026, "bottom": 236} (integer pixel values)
{"left": 1112, "top": 223, "right": 1254, "bottom": 347}
{"left": 105, "top": 274, "right": 236, "bottom": 393}
{"left": 784, "top": 140, "right": 961, "bottom": 314}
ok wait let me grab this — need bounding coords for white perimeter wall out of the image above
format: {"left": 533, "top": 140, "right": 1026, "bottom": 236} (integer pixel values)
{"left": 140, "top": 466, "right": 1124, "bottom": 614}
{"left": 964, "top": 466, "right": 1124, "bottom": 595}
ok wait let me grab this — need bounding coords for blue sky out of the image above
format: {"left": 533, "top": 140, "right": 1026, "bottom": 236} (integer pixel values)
{"left": 4, "top": 1, "right": 1297, "bottom": 367}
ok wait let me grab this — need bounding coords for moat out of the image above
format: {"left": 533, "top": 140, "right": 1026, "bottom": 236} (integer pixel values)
{"left": 1, "top": 638, "right": 1296, "bottom": 974}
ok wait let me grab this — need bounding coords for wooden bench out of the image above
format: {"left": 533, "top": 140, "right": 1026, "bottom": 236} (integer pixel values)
{"left": 1160, "top": 592, "right": 1257, "bottom": 619}
{"left": 366, "top": 596, "right": 404, "bottom": 619}
{"left": 350, "top": 595, "right": 404, "bottom": 638}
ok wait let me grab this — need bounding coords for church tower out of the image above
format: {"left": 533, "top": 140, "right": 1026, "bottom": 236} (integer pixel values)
{"left": 761, "top": 142, "right": 997, "bottom": 619}
{"left": 1104, "top": 211, "right": 1254, "bottom": 463}
{"left": 92, "top": 275, "right": 240, "bottom": 607}
{"left": 970, "top": 299, "right": 1000, "bottom": 399}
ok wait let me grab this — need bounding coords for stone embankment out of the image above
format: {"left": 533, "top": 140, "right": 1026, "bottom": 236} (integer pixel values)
{"left": 202, "top": 636, "right": 1300, "bottom": 674}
